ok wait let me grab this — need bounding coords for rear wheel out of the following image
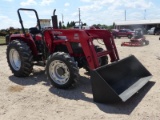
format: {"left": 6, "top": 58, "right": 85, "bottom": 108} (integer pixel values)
{"left": 145, "top": 40, "right": 149, "bottom": 45}
{"left": 46, "top": 52, "right": 79, "bottom": 89}
{"left": 141, "top": 40, "right": 146, "bottom": 46}
{"left": 6, "top": 40, "right": 33, "bottom": 77}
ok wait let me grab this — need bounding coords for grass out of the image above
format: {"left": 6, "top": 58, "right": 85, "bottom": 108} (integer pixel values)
{"left": 0, "top": 36, "right": 6, "bottom": 44}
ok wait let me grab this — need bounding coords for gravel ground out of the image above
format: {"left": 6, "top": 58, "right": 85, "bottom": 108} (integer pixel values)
{"left": 0, "top": 35, "right": 160, "bottom": 120}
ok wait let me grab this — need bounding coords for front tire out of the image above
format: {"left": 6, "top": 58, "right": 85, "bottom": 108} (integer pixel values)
{"left": 6, "top": 40, "right": 33, "bottom": 77}
{"left": 46, "top": 52, "right": 79, "bottom": 89}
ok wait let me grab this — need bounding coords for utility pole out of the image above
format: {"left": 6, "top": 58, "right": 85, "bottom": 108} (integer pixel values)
{"left": 125, "top": 10, "right": 126, "bottom": 21}
{"left": 79, "top": 8, "right": 81, "bottom": 29}
{"left": 62, "top": 14, "right": 64, "bottom": 26}
{"left": 144, "top": 9, "right": 146, "bottom": 20}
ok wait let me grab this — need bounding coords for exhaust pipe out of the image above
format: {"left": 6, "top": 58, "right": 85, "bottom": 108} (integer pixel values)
{"left": 91, "top": 55, "right": 152, "bottom": 103}
{"left": 52, "top": 9, "right": 58, "bottom": 29}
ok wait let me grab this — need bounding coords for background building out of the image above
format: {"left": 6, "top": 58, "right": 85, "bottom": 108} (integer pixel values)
{"left": 115, "top": 19, "right": 160, "bottom": 34}
{"left": 39, "top": 19, "right": 51, "bottom": 29}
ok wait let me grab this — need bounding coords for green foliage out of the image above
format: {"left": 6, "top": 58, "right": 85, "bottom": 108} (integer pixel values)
{"left": 1, "top": 23, "right": 113, "bottom": 32}
{"left": 82, "top": 23, "right": 87, "bottom": 26}
{"left": 92, "top": 24, "right": 114, "bottom": 30}
{"left": 62, "top": 25, "right": 66, "bottom": 29}
{"left": 66, "top": 21, "right": 76, "bottom": 28}
{"left": 0, "top": 36, "right": 5, "bottom": 44}
{"left": 0, "top": 27, "right": 21, "bottom": 36}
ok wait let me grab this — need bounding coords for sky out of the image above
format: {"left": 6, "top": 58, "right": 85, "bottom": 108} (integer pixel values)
{"left": 0, "top": 0, "right": 160, "bottom": 29}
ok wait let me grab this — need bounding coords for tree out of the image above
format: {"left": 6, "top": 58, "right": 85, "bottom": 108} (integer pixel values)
{"left": 62, "top": 25, "right": 66, "bottom": 29}
{"left": 91, "top": 24, "right": 113, "bottom": 30}
{"left": 82, "top": 23, "right": 87, "bottom": 26}
{"left": 67, "top": 22, "right": 70, "bottom": 28}
{"left": 113, "top": 22, "right": 115, "bottom": 29}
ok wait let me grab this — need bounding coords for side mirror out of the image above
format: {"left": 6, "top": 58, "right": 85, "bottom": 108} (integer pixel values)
{"left": 159, "top": 37, "right": 160, "bottom": 40}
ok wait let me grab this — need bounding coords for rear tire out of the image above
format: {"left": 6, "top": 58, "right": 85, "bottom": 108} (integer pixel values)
{"left": 145, "top": 40, "right": 149, "bottom": 45}
{"left": 46, "top": 52, "right": 79, "bottom": 89}
{"left": 6, "top": 40, "right": 33, "bottom": 77}
{"left": 141, "top": 40, "right": 148, "bottom": 46}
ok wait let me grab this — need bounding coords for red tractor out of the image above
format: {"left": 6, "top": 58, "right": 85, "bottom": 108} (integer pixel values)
{"left": 6, "top": 8, "right": 152, "bottom": 103}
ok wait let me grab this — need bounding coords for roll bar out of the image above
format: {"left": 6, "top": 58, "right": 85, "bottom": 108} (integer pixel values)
{"left": 17, "top": 8, "right": 41, "bottom": 34}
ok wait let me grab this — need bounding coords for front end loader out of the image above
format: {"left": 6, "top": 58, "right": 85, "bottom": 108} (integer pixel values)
{"left": 6, "top": 8, "right": 152, "bottom": 104}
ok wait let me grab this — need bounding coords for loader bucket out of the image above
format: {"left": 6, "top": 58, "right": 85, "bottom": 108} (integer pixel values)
{"left": 91, "top": 55, "right": 152, "bottom": 103}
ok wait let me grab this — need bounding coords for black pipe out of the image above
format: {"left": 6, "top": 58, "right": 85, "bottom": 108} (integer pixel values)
{"left": 52, "top": 9, "right": 58, "bottom": 29}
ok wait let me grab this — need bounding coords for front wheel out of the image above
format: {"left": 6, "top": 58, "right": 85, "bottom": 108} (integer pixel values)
{"left": 46, "top": 52, "right": 79, "bottom": 89}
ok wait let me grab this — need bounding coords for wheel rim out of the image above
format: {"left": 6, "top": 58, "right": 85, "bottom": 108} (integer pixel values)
{"left": 9, "top": 49, "right": 21, "bottom": 71}
{"left": 49, "top": 60, "right": 70, "bottom": 85}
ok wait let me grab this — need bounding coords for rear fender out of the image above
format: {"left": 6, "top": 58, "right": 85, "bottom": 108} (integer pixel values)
{"left": 10, "top": 34, "right": 38, "bottom": 56}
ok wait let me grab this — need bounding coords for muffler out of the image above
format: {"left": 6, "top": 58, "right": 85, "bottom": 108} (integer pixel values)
{"left": 91, "top": 55, "right": 152, "bottom": 103}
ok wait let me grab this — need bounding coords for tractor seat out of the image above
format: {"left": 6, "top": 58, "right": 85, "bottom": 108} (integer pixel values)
{"left": 29, "top": 27, "right": 41, "bottom": 34}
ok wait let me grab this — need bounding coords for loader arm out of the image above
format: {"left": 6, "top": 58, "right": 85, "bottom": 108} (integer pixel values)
{"left": 43, "top": 29, "right": 118, "bottom": 70}
{"left": 85, "top": 30, "right": 119, "bottom": 62}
